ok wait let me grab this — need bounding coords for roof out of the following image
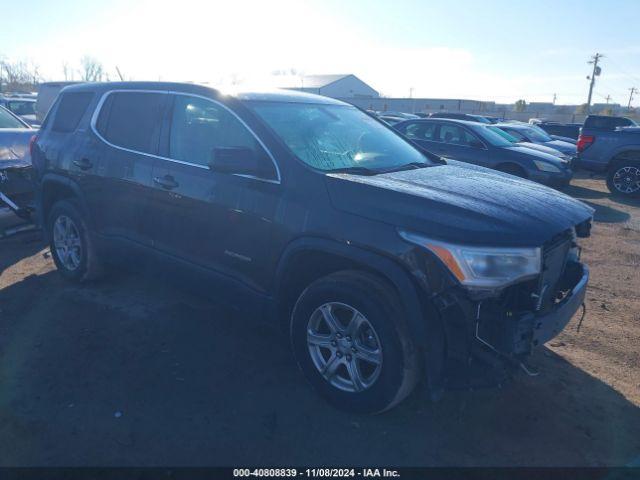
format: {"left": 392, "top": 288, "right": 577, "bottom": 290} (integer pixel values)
{"left": 403, "top": 118, "right": 488, "bottom": 127}
{"left": 299, "top": 74, "right": 352, "bottom": 88}
{"left": 495, "top": 122, "right": 534, "bottom": 130}
{"left": 62, "top": 82, "right": 349, "bottom": 105}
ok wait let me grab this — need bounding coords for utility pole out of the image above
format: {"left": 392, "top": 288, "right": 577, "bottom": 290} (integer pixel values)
{"left": 552, "top": 93, "right": 557, "bottom": 104}
{"left": 628, "top": 87, "right": 637, "bottom": 110}
{"left": 605, "top": 94, "right": 612, "bottom": 104}
{"left": 586, "top": 53, "right": 603, "bottom": 113}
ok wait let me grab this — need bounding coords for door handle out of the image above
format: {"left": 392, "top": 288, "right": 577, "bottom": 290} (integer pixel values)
{"left": 153, "top": 175, "right": 179, "bottom": 190}
{"left": 73, "top": 158, "right": 93, "bottom": 170}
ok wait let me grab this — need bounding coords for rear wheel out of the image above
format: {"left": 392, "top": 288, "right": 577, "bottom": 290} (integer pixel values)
{"left": 290, "top": 271, "right": 420, "bottom": 414}
{"left": 606, "top": 160, "right": 640, "bottom": 197}
{"left": 47, "top": 199, "right": 104, "bottom": 282}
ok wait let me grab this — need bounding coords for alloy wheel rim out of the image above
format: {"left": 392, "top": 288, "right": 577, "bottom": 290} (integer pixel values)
{"left": 306, "top": 302, "right": 383, "bottom": 393}
{"left": 53, "top": 215, "right": 82, "bottom": 271}
{"left": 613, "top": 166, "right": 640, "bottom": 194}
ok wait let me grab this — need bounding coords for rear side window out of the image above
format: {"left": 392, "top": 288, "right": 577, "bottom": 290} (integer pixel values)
{"left": 52, "top": 92, "right": 94, "bottom": 133}
{"left": 404, "top": 122, "right": 437, "bottom": 141}
{"left": 96, "top": 92, "right": 166, "bottom": 154}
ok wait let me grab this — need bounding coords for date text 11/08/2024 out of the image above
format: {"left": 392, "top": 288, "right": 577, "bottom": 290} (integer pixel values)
{"left": 233, "top": 468, "right": 400, "bottom": 477}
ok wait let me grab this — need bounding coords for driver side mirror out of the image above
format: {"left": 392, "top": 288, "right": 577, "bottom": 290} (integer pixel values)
{"left": 209, "top": 146, "right": 261, "bottom": 176}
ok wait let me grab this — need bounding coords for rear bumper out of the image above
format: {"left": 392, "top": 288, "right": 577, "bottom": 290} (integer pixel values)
{"left": 574, "top": 157, "right": 608, "bottom": 172}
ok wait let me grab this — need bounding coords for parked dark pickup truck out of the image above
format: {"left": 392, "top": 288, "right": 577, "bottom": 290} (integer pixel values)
{"left": 577, "top": 115, "right": 640, "bottom": 197}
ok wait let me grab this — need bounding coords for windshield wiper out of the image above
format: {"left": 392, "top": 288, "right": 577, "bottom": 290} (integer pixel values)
{"left": 328, "top": 166, "right": 380, "bottom": 176}
{"left": 377, "top": 162, "right": 431, "bottom": 173}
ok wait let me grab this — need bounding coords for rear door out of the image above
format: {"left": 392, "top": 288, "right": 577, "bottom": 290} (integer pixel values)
{"left": 37, "top": 91, "right": 98, "bottom": 210}
{"left": 148, "top": 93, "right": 281, "bottom": 292}
{"left": 92, "top": 90, "right": 168, "bottom": 245}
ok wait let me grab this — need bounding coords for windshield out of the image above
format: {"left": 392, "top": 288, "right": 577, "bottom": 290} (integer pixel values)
{"left": 478, "top": 125, "right": 517, "bottom": 147}
{"left": 523, "top": 126, "right": 552, "bottom": 142}
{"left": 491, "top": 127, "right": 519, "bottom": 143}
{"left": 7, "top": 100, "right": 35, "bottom": 116}
{"left": 0, "top": 107, "right": 26, "bottom": 128}
{"left": 248, "top": 102, "right": 433, "bottom": 172}
{"left": 471, "top": 115, "right": 492, "bottom": 124}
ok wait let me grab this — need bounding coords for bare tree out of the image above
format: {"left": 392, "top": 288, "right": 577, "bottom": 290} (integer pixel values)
{"left": 0, "top": 58, "right": 41, "bottom": 92}
{"left": 79, "top": 56, "right": 104, "bottom": 82}
{"left": 62, "top": 61, "right": 74, "bottom": 81}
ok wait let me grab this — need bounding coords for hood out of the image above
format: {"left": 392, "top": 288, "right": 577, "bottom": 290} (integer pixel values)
{"left": 544, "top": 140, "right": 577, "bottom": 155}
{"left": 503, "top": 145, "right": 568, "bottom": 165}
{"left": 550, "top": 135, "right": 577, "bottom": 145}
{"left": 325, "top": 160, "right": 593, "bottom": 248}
{"left": 517, "top": 142, "right": 566, "bottom": 158}
{"left": 0, "top": 129, "right": 33, "bottom": 165}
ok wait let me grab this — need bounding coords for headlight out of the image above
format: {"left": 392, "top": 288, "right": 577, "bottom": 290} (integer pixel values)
{"left": 533, "top": 160, "right": 562, "bottom": 172}
{"left": 399, "top": 230, "right": 541, "bottom": 289}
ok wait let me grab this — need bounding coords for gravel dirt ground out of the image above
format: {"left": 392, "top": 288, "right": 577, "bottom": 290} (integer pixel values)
{"left": 0, "top": 172, "right": 639, "bottom": 467}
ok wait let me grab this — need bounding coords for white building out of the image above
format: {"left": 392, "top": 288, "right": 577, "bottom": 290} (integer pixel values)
{"left": 285, "top": 74, "right": 379, "bottom": 99}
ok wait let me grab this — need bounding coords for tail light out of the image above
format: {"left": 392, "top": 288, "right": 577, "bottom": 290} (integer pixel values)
{"left": 29, "top": 134, "right": 38, "bottom": 156}
{"left": 577, "top": 134, "right": 594, "bottom": 153}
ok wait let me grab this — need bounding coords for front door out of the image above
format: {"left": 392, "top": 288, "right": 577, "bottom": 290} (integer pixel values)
{"left": 148, "top": 93, "right": 281, "bottom": 292}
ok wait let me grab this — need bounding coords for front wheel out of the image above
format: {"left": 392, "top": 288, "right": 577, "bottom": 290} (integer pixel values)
{"left": 606, "top": 160, "right": 640, "bottom": 197}
{"left": 290, "top": 271, "right": 420, "bottom": 414}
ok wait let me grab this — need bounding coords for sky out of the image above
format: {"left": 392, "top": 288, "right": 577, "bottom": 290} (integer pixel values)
{"left": 2, "top": 0, "right": 640, "bottom": 105}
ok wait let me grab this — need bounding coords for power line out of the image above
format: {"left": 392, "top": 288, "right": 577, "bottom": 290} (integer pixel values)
{"left": 605, "top": 57, "right": 640, "bottom": 85}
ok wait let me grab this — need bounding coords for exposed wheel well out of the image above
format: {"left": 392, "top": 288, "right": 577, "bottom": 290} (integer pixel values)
{"left": 275, "top": 249, "right": 396, "bottom": 334}
{"left": 495, "top": 163, "right": 528, "bottom": 178}
{"left": 41, "top": 181, "right": 77, "bottom": 225}
{"left": 610, "top": 150, "right": 640, "bottom": 167}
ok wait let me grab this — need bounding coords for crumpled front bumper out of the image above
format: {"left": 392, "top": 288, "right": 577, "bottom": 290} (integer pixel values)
{"left": 530, "top": 263, "right": 588, "bottom": 347}
{"left": 476, "top": 261, "right": 589, "bottom": 357}
{"left": 427, "top": 261, "right": 589, "bottom": 392}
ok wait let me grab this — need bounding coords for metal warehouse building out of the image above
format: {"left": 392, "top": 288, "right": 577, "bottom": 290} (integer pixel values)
{"left": 283, "top": 74, "right": 379, "bottom": 99}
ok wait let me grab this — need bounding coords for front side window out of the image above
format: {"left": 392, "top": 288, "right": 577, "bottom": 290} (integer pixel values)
{"left": 0, "top": 106, "right": 26, "bottom": 128}
{"left": 248, "top": 102, "right": 432, "bottom": 172}
{"left": 168, "top": 95, "right": 274, "bottom": 179}
{"left": 96, "top": 91, "right": 166, "bottom": 154}
{"left": 438, "top": 124, "right": 479, "bottom": 146}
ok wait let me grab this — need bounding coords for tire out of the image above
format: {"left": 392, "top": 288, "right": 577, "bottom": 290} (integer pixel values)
{"left": 290, "top": 270, "right": 421, "bottom": 414}
{"left": 47, "top": 199, "right": 104, "bottom": 282}
{"left": 606, "top": 159, "right": 640, "bottom": 198}
{"left": 496, "top": 163, "right": 527, "bottom": 179}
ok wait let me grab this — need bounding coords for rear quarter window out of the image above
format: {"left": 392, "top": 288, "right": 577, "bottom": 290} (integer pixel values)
{"left": 51, "top": 92, "right": 94, "bottom": 133}
{"left": 95, "top": 92, "right": 166, "bottom": 154}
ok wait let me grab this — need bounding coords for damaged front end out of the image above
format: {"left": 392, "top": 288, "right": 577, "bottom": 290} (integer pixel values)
{"left": 401, "top": 221, "right": 591, "bottom": 393}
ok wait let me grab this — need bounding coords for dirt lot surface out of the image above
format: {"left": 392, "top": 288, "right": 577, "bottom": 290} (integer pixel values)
{"left": 0, "top": 172, "right": 639, "bottom": 467}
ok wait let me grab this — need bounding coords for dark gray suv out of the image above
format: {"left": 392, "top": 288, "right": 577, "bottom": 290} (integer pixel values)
{"left": 31, "top": 82, "right": 592, "bottom": 413}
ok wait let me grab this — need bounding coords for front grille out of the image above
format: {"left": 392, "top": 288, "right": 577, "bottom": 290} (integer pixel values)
{"left": 537, "top": 230, "right": 573, "bottom": 313}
